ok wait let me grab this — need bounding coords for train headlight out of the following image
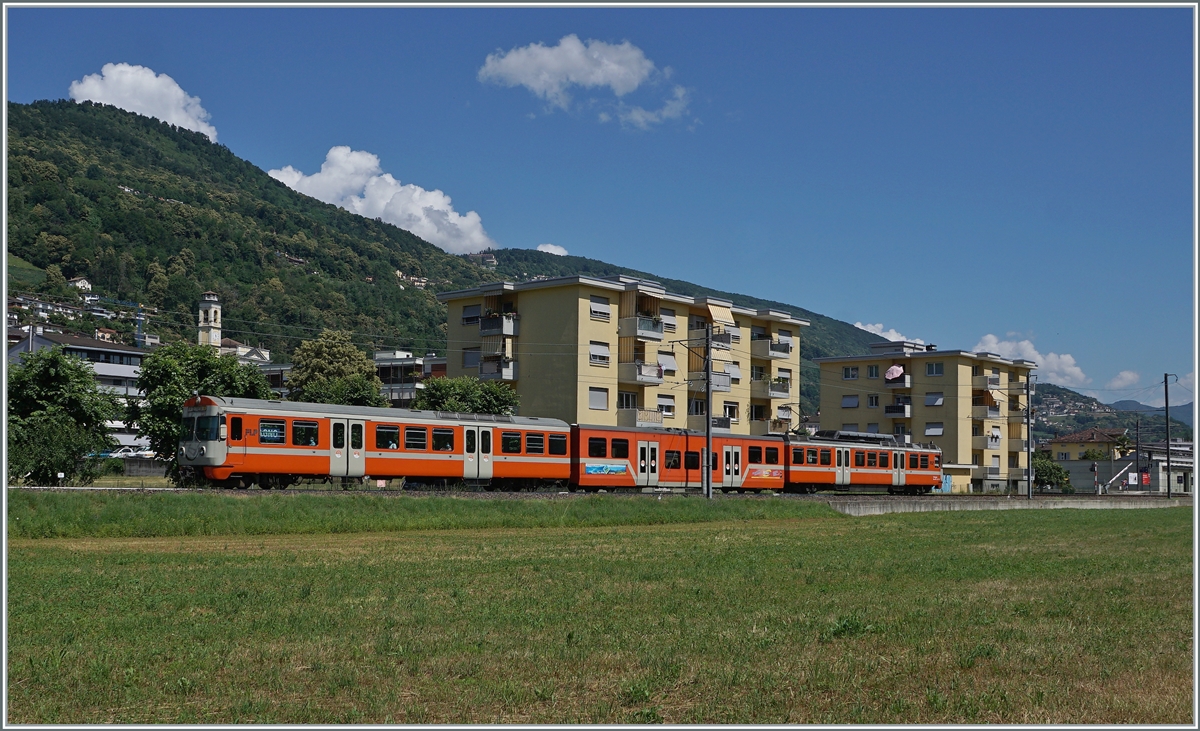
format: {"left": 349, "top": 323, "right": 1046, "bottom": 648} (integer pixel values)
{"left": 199, "top": 446, "right": 206, "bottom": 456}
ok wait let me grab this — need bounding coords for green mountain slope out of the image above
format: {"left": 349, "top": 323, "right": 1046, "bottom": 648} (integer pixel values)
{"left": 1032, "top": 382, "right": 1191, "bottom": 443}
{"left": 7, "top": 99, "right": 889, "bottom": 415}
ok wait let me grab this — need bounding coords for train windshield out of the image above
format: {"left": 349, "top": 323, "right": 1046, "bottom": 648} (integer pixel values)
{"left": 181, "top": 417, "right": 196, "bottom": 441}
{"left": 195, "top": 415, "right": 220, "bottom": 441}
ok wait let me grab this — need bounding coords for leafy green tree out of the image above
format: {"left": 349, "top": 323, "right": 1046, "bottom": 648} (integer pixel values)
{"left": 288, "top": 329, "right": 386, "bottom": 406}
{"left": 38, "top": 263, "right": 69, "bottom": 298}
{"left": 413, "top": 376, "right": 520, "bottom": 415}
{"left": 1032, "top": 451, "right": 1071, "bottom": 490}
{"left": 7, "top": 346, "right": 119, "bottom": 485}
{"left": 1080, "top": 447, "right": 1109, "bottom": 461}
{"left": 129, "top": 341, "right": 272, "bottom": 484}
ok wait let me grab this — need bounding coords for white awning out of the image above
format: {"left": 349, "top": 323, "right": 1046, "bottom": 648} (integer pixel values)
{"left": 659, "top": 308, "right": 676, "bottom": 327}
{"left": 589, "top": 296, "right": 611, "bottom": 317}
{"left": 925, "top": 392, "right": 944, "bottom": 406}
{"left": 925, "top": 423, "right": 944, "bottom": 436}
{"left": 725, "top": 362, "right": 742, "bottom": 379}
{"left": 707, "top": 304, "right": 736, "bottom": 325}
{"left": 657, "top": 394, "right": 675, "bottom": 407}
{"left": 589, "top": 342, "right": 610, "bottom": 358}
{"left": 657, "top": 352, "right": 678, "bottom": 371}
{"left": 725, "top": 326, "right": 741, "bottom": 340}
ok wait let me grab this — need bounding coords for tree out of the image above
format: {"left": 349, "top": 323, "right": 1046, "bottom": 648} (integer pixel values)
{"left": 1080, "top": 447, "right": 1109, "bottom": 462}
{"left": 412, "top": 376, "right": 520, "bottom": 415}
{"left": 1032, "top": 451, "right": 1071, "bottom": 491}
{"left": 129, "top": 341, "right": 273, "bottom": 484}
{"left": 288, "top": 329, "right": 386, "bottom": 407}
{"left": 7, "top": 346, "right": 119, "bottom": 485}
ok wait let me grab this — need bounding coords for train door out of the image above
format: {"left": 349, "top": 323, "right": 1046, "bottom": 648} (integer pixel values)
{"left": 463, "top": 426, "right": 493, "bottom": 480}
{"left": 347, "top": 420, "right": 366, "bottom": 477}
{"left": 637, "top": 440, "right": 660, "bottom": 487}
{"left": 722, "top": 444, "right": 742, "bottom": 488}
{"left": 226, "top": 415, "right": 245, "bottom": 467}
{"left": 893, "top": 451, "right": 905, "bottom": 488}
{"left": 836, "top": 447, "right": 852, "bottom": 485}
{"left": 329, "top": 419, "right": 366, "bottom": 477}
{"left": 330, "top": 419, "right": 348, "bottom": 476}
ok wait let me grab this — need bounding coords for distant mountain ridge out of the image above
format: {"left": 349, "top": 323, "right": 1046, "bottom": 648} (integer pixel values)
{"left": 1109, "top": 399, "right": 1194, "bottom": 428}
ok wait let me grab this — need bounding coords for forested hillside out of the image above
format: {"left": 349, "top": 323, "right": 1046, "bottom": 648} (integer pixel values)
{"left": 1032, "top": 382, "right": 1191, "bottom": 443}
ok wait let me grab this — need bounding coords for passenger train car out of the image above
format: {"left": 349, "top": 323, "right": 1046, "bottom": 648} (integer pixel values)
{"left": 179, "top": 396, "right": 941, "bottom": 493}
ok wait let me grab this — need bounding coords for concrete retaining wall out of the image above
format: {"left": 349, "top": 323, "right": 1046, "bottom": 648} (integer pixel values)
{"left": 831, "top": 497, "right": 1190, "bottom": 517}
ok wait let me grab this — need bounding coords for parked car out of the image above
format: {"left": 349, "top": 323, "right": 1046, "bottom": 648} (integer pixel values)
{"left": 133, "top": 449, "right": 158, "bottom": 459}
{"left": 109, "top": 446, "right": 139, "bottom": 458}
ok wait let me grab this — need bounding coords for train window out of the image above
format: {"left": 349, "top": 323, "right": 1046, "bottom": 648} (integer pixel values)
{"left": 836, "top": 450, "right": 842, "bottom": 467}
{"left": 611, "top": 439, "right": 629, "bottom": 459}
{"left": 351, "top": 424, "right": 363, "bottom": 450}
{"left": 292, "top": 421, "right": 320, "bottom": 447}
{"left": 181, "top": 417, "right": 195, "bottom": 441}
{"left": 879, "top": 452, "right": 889, "bottom": 468}
{"left": 765, "top": 447, "right": 779, "bottom": 465}
{"left": 854, "top": 451, "right": 864, "bottom": 467}
{"left": 588, "top": 437, "right": 607, "bottom": 458}
{"left": 465, "top": 430, "right": 476, "bottom": 454}
{"left": 748, "top": 446, "right": 762, "bottom": 464}
{"left": 920, "top": 454, "right": 929, "bottom": 469}
{"left": 480, "top": 430, "right": 491, "bottom": 454}
{"left": 664, "top": 450, "right": 681, "bottom": 469}
{"left": 405, "top": 427, "right": 427, "bottom": 450}
{"left": 196, "top": 415, "right": 220, "bottom": 441}
{"left": 501, "top": 432, "right": 522, "bottom": 454}
{"left": 526, "top": 433, "right": 545, "bottom": 454}
{"left": 376, "top": 425, "right": 400, "bottom": 450}
{"left": 259, "top": 419, "right": 286, "bottom": 445}
{"left": 807, "top": 449, "right": 818, "bottom": 465}
{"left": 432, "top": 428, "right": 454, "bottom": 451}
{"left": 820, "top": 449, "right": 832, "bottom": 466}
{"left": 333, "top": 423, "right": 345, "bottom": 449}
{"left": 230, "top": 417, "right": 243, "bottom": 441}
{"left": 934, "top": 455, "right": 941, "bottom": 468}
{"left": 684, "top": 451, "right": 700, "bottom": 469}
{"left": 909, "top": 453, "right": 919, "bottom": 469}
{"left": 867, "top": 452, "right": 877, "bottom": 467}
{"left": 548, "top": 433, "right": 567, "bottom": 455}
{"left": 792, "top": 448, "right": 803, "bottom": 464}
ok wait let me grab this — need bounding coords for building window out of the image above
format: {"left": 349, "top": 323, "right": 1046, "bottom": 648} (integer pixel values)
{"left": 972, "top": 365, "right": 981, "bottom": 376}
{"left": 462, "top": 304, "right": 481, "bottom": 325}
{"left": 1056, "top": 452, "right": 1070, "bottom": 461}
{"left": 750, "top": 404, "right": 767, "bottom": 421}
{"left": 972, "top": 453, "right": 981, "bottom": 465}
{"left": 867, "top": 365, "right": 879, "bottom": 379}
{"left": 617, "top": 391, "right": 637, "bottom": 410}
{"left": 925, "top": 422, "right": 944, "bottom": 436}
{"left": 843, "top": 366, "right": 859, "bottom": 380}
{"left": 927, "top": 362, "right": 944, "bottom": 376}
{"left": 867, "top": 395, "right": 879, "bottom": 408}
{"left": 925, "top": 392, "right": 944, "bottom": 406}
{"left": 589, "top": 341, "right": 610, "bottom": 366}
{"left": 841, "top": 395, "right": 859, "bottom": 408}
{"left": 688, "top": 399, "right": 706, "bottom": 416}
{"left": 866, "top": 423, "right": 879, "bottom": 433}
{"left": 658, "top": 394, "right": 675, "bottom": 418}
{"left": 660, "top": 308, "right": 676, "bottom": 333}
{"left": 462, "top": 347, "right": 480, "bottom": 369}
{"left": 842, "top": 423, "right": 859, "bottom": 432}
{"left": 589, "top": 295, "right": 611, "bottom": 321}
{"left": 751, "top": 365, "right": 766, "bottom": 381}
{"left": 1009, "top": 455, "right": 1018, "bottom": 468}
{"left": 894, "top": 423, "right": 907, "bottom": 435}
{"left": 589, "top": 387, "right": 609, "bottom": 410}
{"left": 723, "top": 401, "right": 739, "bottom": 422}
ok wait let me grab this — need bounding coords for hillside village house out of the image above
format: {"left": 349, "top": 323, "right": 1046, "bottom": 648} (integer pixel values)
{"left": 815, "top": 341, "right": 1036, "bottom": 494}
{"left": 1047, "top": 427, "right": 1129, "bottom": 461}
{"left": 437, "top": 275, "right": 807, "bottom": 435}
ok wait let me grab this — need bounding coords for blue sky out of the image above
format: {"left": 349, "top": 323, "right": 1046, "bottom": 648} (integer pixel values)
{"left": 6, "top": 6, "right": 1195, "bottom": 406}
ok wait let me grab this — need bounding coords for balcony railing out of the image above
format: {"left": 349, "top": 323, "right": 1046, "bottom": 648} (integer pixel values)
{"left": 479, "top": 358, "right": 517, "bottom": 381}
{"left": 974, "top": 435, "right": 1002, "bottom": 451}
{"left": 618, "top": 361, "right": 664, "bottom": 385}
{"left": 479, "top": 313, "right": 519, "bottom": 337}
{"left": 689, "top": 370, "right": 732, "bottom": 392}
{"left": 751, "top": 338, "right": 792, "bottom": 359}
{"left": 972, "top": 405, "right": 1002, "bottom": 419}
{"left": 884, "top": 404, "right": 912, "bottom": 418}
{"left": 986, "top": 466, "right": 1002, "bottom": 476}
{"left": 768, "top": 418, "right": 793, "bottom": 434}
{"left": 618, "top": 315, "right": 664, "bottom": 341}
{"left": 885, "top": 375, "right": 912, "bottom": 388}
{"left": 688, "top": 328, "right": 732, "bottom": 350}
{"left": 617, "top": 408, "right": 664, "bottom": 428}
{"left": 974, "top": 374, "right": 1002, "bottom": 390}
{"left": 687, "top": 415, "right": 732, "bottom": 433}
{"left": 1010, "top": 439, "right": 1029, "bottom": 451}
{"left": 751, "top": 377, "right": 790, "bottom": 399}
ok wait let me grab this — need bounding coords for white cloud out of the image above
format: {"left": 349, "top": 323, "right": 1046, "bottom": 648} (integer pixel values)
{"left": 269, "top": 146, "right": 496, "bottom": 254}
{"left": 1105, "top": 370, "right": 1141, "bottom": 390}
{"left": 1142, "top": 371, "right": 1195, "bottom": 408}
{"left": 536, "top": 243, "right": 568, "bottom": 256}
{"left": 618, "top": 85, "right": 690, "bottom": 130}
{"left": 855, "top": 322, "right": 924, "bottom": 344}
{"left": 972, "top": 334, "right": 1090, "bottom": 388}
{"left": 479, "top": 34, "right": 655, "bottom": 110}
{"left": 69, "top": 63, "right": 217, "bottom": 141}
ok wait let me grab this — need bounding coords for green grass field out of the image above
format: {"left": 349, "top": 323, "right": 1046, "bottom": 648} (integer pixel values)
{"left": 6, "top": 493, "right": 1192, "bottom": 724}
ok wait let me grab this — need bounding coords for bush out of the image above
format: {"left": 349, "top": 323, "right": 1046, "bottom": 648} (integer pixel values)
{"left": 1061, "top": 485, "right": 1075, "bottom": 494}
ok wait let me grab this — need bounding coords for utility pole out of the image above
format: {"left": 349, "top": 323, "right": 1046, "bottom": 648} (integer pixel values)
{"left": 1135, "top": 416, "right": 1141, "bottom": 489}
{"left": 704, "top": 323, "right": 714, "bottom": 500}
{"left": 1165, "top": 373, "right": 1173, "bottom": 499}
{"left": 1026, "top": 375, "right": 1034, "bottom": 500}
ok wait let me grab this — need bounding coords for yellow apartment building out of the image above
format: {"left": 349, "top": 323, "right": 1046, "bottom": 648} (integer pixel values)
{"left": 814, "top": 341, "right": 1037, "bottom": 494}
{"left": 436, "top": 275, "right": 807, "bottom": 435}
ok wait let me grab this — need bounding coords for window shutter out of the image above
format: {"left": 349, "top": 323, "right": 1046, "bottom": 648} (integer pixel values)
{"left": 841, "top": 395, "right": 859, "bottom": 408}
{"left": 925, "top": 392, "right": 944, "bottom": 406}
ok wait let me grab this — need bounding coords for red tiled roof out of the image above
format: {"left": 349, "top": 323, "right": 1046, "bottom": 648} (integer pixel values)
{"left": 1050, "top": 428, "right": 1126, "bottom": 444}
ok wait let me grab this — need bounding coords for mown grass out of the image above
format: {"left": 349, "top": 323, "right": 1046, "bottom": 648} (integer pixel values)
{"left": 7, "top": 490, "right": 833, "bottom": 539}
{"left": 7, "top": 501, "right": 1192, "bottom": 724}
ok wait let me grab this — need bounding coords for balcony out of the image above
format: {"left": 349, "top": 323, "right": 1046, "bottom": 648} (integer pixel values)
{"left": 381, "top": 381, "right": 423, "bottom": 404}
{"left": 885, "top": 375, "right": 912, "bottom": 388}
{"left": 749, "top": 418, "right": 793, "bottom": 436}
{"left": 751, "top": 378, "right": 791, "bottom": 399}
{"left": 617, "top": 408, "right": 664, "bottom": 428}
{"left": 884, "top": 404, "right": 912, "bottom": 418}
{"left": 689, "top": 370, "right": 732, "bottom": 392}
{"left": 973, "top": 435, "right": 1002, "bottom": 451}
{"left": 618, "top": 315, "right": 664, "bottom": 341}
{"left": 618, "top": 361, "right": 664, "bottom": 385}
{"left": 1010, "top": 439, "right": 1029, "bottom": 452}
{"left": 688, "top": 328, "right": 732, "bottom": 350}
{"left": 973, "top": 374, "right": 1003, "bottom": 390}
{"left": 688, "top": 415, "right": 732, "bottom": 433}
{"left": 972, "top": 405, "right": 1002, "bottom": 419}
{"left": 479, "top": 358, "right": 517, "bottom": 381}
{"left": 479, "top": 313, "right": 519, "bottom": 337}
{"left": 986, "top": 466, "right": 1002, "bottom": 477}
{"left": 751, "top": 338, "right": 792, "bottom": 360}
{"left": 1008, "top": 379, "right": 1029, "bottom": 393}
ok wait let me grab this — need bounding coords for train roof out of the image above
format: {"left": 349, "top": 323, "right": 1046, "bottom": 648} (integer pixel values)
{"left": 189, "top": 396, "right": 571, "bottom": 429}
{"left": 793, "top": 430, "right": 941, "bottom": 451}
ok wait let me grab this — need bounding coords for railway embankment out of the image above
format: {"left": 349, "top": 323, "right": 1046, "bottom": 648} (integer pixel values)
{"left": 829, "top": 495, "right": 1191, "bottom": 516}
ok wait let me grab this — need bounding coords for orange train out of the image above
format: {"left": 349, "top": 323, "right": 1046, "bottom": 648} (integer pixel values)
{"left": 179, "top": 396, "right": 942, "bottom": 494}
